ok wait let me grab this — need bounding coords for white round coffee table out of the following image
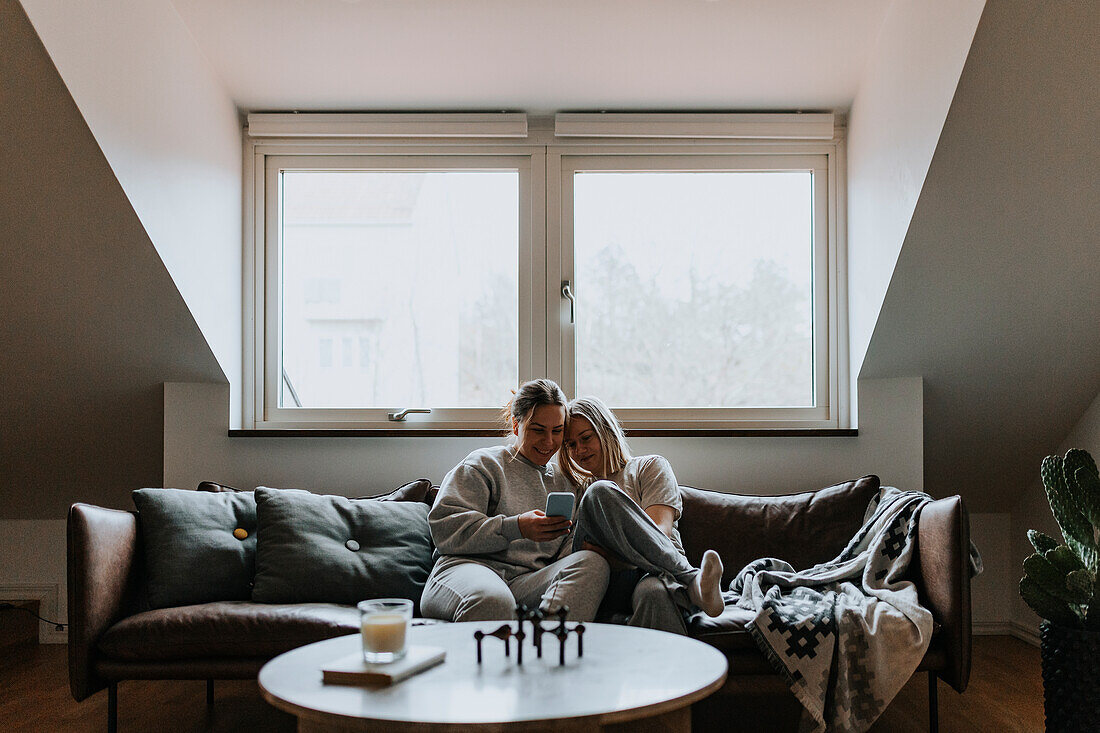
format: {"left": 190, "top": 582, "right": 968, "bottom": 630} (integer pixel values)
{"left": 259, "top": 621, "right": 728, "bottom": 732}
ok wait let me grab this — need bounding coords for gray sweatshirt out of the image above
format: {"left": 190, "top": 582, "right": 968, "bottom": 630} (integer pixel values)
{"left": 429, "top": 445, "right": 576, "bottom": 581}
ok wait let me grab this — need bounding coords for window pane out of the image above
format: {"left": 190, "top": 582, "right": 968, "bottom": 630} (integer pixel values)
{"left": 573, "top": 170, "right": 814, "bottom": 408}
{"left": 280, "top": 170, "right": 519, "bottom": 408}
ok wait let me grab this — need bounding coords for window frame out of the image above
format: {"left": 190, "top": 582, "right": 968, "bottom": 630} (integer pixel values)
{"left": 551, "top": 148, "right": 837, "bottom": 428}
{"left": 249, "top": 144, "right": 546, "bottom": 430}
{"left": 243, "top": 123, "right": 848, "bottom": 432}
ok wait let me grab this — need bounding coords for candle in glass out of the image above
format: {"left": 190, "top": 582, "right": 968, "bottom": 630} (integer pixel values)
{"left": 358, "top": 599, "right": 412, "bottom": 663}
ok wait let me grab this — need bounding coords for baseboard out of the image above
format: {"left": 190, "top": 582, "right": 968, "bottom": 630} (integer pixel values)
{"left": 0, "top": 584, "right": 68, "bottom": 644}
{"left": 973, "top": 620, "right": 1040, "bottom": 646}
{"left": 1008, "top": 621, "right": 1040, "bottom": 647}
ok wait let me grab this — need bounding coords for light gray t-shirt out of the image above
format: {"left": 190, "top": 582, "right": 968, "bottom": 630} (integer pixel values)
{"left": 429, "top": 444, "right": 577, "bottom": 581}
{"left": 605, "top": 454, "right": 686, "bottom": 556}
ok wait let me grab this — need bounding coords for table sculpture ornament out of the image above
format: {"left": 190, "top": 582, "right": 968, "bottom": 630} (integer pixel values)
{"left": 474, "top": 604, "right": 585, "bottom": 666}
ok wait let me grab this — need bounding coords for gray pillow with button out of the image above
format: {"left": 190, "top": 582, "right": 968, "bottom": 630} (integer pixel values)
{"left": 251, "top": 487, "right": 434, "bottom": 608}
{"left": 132, "top": 488, "right": 257, "bottom": 609}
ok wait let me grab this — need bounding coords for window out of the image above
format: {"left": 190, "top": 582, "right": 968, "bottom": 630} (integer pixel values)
{"left": 246, "top": 115, "right": 845, "bottom": 431}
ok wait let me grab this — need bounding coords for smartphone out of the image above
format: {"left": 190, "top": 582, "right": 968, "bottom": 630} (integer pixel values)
{"left": 545, "top": 492, "right": 575, "bottom": 519}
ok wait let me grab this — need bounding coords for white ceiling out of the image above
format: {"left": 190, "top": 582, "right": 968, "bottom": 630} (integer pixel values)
{"left": 169, "top": 0, "right": 892, "bottom": 114}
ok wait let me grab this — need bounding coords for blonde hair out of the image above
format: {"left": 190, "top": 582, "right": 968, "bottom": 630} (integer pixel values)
{"left": 561, "top": 396, "right": 632, "bottom": 487}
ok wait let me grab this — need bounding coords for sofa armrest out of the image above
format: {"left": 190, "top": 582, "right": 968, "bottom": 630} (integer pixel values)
{"left": 67, "top": 503, "right": 142, "bottom": 701}
{"left": 915, "top": 495, "right": 972, "bottom": 693}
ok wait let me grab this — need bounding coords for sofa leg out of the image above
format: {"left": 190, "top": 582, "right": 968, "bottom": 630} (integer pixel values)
{"left": 928, "top": 671, "right": 939, "bottom": 733}
{"left": 206, "top": 679, "right": 214, "bottom": 709}
{"left": 107, "top": 683, "right": 117, "bottom": 733}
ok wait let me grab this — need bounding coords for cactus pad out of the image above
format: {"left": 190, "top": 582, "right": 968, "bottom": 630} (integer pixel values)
{"left": 1021, "top": 577, "right": 1080, "bottom": 627}
{"left": 1045, "top": 545, "right": 1087, "bottom": 575}
{"left": 1066, "top": 570, "right": 1093, "bottom": 604}
{"left": 1029, "top": 529, "right": 1059, "bottom": 555}
{"left": 1042, "top": 454, "right": 1096, "bottom": 562}
{"left": 1066, "top": 449, "right": 1100, "bottom": 529}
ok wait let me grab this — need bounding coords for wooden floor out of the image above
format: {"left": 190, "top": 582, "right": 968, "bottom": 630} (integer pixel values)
{"left": 0, "top": 636, "right": 1044, "bottom": 732}
{"left": 871, "top": 636, "right": 1044, "bottom": 732}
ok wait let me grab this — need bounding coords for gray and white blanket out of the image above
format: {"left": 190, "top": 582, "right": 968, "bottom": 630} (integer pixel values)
{"left": 724, "top": 487, "right": 935, "bottom": 733}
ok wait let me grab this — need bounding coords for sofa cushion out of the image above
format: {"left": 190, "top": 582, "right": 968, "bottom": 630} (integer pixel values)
{"left": 196, "top": 481, "right": 245, "bottom": 493}
{"left": 97, "top": 601, "right": 360, "bottom": 661}
{"left": 251, "top": 487, "right": 434, "bottom": 608}
{"left": 359, "top": 478, "right": 434, "bottom": 505}
{"left": 678, "top": 475, "right": 881, "bottom": 582}
{"left": 688, "top": 605, "right": 757, "bottom": 650}
{"left": 132, "top": 488, "right": 257, "bottom": 610}
{"left": 199, "top": 478, "right": 436, "bottom": 504}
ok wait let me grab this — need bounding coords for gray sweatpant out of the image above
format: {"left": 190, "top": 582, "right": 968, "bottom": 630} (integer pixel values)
{"left": 421, "top": 550, "right": 610, "bottom": 623}
{"left": 572, "top": 480, "right": 697, "bottom": 634}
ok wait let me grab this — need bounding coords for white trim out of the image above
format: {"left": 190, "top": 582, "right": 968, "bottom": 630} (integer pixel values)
{"left": 0, "top": 584, "right": 67, "bottom": 644}
{"left": 832, "top": 132, "right": 850, "bottom": 428}
{"left": 555, "top": 112, "right": 835, "bottom": 140}
{"left": 546, "top": 148, "right": 569, "bottom": 393}
{"left": 973, "top": 621, "right": 1015, "bottom": 636}
{"left": 525, "top": 149, "right": 548, "bottom": 384}
{"left": 1008, "top": 620, "right": 1041, "bottom": 647}
{"left": 247, "top": 113, "right": 529, "bottom": 139}
{"left": 242, "top": 143, "right": 262, "bottom": 428}
{"left": 973, "top": 620, "right": 1041, "bottom": 647}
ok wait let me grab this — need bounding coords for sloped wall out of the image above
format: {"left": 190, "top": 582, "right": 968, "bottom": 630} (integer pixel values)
{"left": 846, "top": 0, "right": 984, "bottom": 417}
{"left": 18, "top": 0, "right": 242, "bottom": 419}
{"left": 861, "top": 0, "right": 1100, "bottom": 509}
{"left": 0, "top": 0, "right": 224, "bottom": 519}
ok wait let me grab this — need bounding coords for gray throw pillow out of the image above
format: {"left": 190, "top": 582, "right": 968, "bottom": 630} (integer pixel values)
{"left": 251, "top": 487, "right": 434, "bottom": 608}
{"left": 132, "top": 488, "right": 257, "bottom": 609}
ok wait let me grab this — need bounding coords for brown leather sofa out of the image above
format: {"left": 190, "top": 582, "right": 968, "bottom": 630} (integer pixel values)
{"left": 68, "top": 475, "right": 970, "bottom": 732}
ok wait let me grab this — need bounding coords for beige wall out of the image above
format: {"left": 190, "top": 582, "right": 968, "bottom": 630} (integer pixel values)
{"left": 0, "top": 0, "right": 224, "bottom": 519}
{"left": 164, "top": 377, "right": 924, "bottom": 498}
{"left": 0, "top": 520, "right": 67, "bottom": 642}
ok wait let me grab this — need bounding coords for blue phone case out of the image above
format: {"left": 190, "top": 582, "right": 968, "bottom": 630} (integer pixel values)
{"left": 545, "top": 492, "right": 575, "bottom": 518}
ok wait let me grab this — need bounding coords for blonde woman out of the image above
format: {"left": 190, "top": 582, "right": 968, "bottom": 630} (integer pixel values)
{"left": 562, "top": 396, "right": 724, "bottom": 634}
{"left": 422, "top": 380, "right": 610, "bottom": 623}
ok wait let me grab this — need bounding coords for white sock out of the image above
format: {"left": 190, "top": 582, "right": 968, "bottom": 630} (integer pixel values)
{"left": 688, "top": 550, "right": 725, "bottom": 617}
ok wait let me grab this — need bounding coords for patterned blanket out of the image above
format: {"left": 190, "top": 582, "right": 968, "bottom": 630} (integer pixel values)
{"left": 725, "top": 487, "right": 935, "bottom": 733}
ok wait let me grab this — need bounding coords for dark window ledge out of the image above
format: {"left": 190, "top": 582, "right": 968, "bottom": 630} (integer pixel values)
{"left": 229, "top": 428, "right": 858, "bottom": 438}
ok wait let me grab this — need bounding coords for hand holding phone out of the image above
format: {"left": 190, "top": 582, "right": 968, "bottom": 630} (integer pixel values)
{"left": 516, "top": 492, "right": 575, "bottom": 542}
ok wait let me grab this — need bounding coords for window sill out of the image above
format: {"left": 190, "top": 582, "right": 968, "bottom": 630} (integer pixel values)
{"left": 228, "top": 428, "right": 858, "bottom": 438}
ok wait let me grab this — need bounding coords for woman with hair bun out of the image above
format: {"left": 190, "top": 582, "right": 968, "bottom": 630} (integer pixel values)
{"left": 562, "top": 396, "right": 725, "bottom": 634}
{"left": 421, "top": 379, "right": 610, "bottom": 622}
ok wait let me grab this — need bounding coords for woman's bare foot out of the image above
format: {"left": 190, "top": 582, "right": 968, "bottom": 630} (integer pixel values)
{"left": 688, "top": 550, "right": 725, "bottom": 617}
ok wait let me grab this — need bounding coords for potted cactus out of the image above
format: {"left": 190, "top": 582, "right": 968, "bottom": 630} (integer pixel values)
{"left": 1020, "top": 448, "right": 1100, "bottom": 732}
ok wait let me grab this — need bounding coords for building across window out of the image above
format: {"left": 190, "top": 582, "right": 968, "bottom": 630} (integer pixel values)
{"left": 246, "top": 114, "right": 845, "bottom": 430}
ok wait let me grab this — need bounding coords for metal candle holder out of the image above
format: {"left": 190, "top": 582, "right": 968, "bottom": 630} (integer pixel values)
{"left": 474, "top": 604, "right": 585, "bottom": 666}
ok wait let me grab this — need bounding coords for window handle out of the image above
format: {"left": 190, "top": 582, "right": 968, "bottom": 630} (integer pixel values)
{"left": 561, "top": 280, "right": 576, "bottom": 324}
{"left": 388, "top": 408, "right": 432, "bottom": 422}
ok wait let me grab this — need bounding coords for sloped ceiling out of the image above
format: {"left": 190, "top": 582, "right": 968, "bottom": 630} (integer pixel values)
{"left": 0, "top": 0, "right": 225, "bottom": 518}
{"left": 861, "top": 0, "right": 1100, "bottom": 510}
